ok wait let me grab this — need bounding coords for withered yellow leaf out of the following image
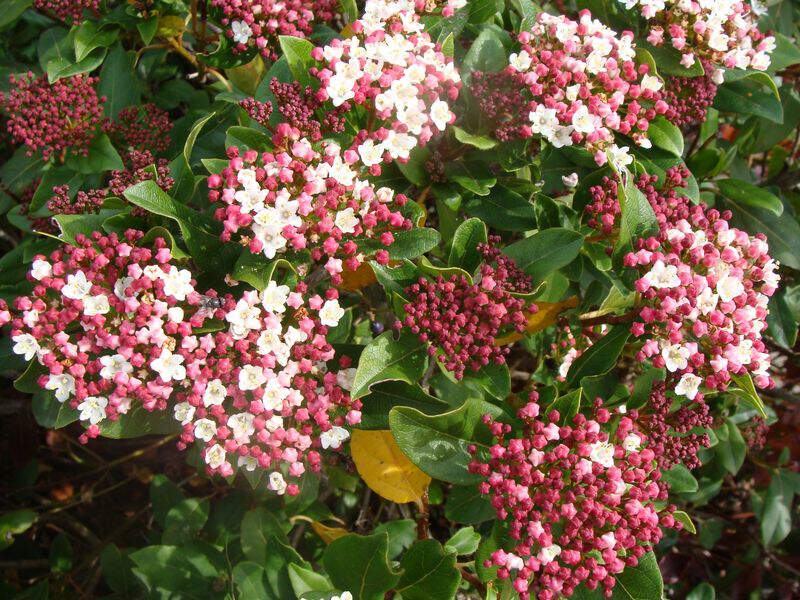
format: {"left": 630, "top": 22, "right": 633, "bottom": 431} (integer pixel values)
{"left": 339, "top": 262, "right": 378, "bottom": 291}
{"left": 350, "top": 429, "right": 430, "bottom": 503}
{"left": 494, "top": 296, "right": 579, "bottom": 346}
{"left": 311, "top": 520, "right": 349, "bottom": 544}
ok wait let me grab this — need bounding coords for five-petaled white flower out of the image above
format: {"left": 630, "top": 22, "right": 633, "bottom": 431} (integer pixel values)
{"left": 320, "top": 426, "right": 350, "bottom": 450}
{"left": 151, "top": 349, "right": 186, "bottom": 382}
{"left": 78, "top": 396, "right": 108, "bottom": 425}
{"left": 12, "top": 333, "right": 40, "bottom": 361}
{"left": 319, "top": 298, "right": 345, "bottom": 327}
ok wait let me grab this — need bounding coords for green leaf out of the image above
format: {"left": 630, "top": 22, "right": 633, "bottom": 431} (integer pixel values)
{"left": 617, "top": 176, "right": 657, "bottom": 252}
{"left": 232, "top": 252, "right": 295, "bottom": 291}
{"left": 662, "top": 464, "right": 699, "bottom": 494}
{"left": 768, "top": 33, "right": 800, "bottom": 72}
{"left": 0, "top": 509, "right": 37, "bottom": 551}
{"left": 240, "top": 508, "right": 288, "bottom": 564}
{"left": 462, "top": 26, "right": 507, "bottom": 74}
{"left": 444, "top": 485, "right": 495, "bottom": 524}
{"left": 233, "top": 562, "right": 274, "bottom": 600}
{"left": 0, "top": 0, "right": 31, "bottom": 30}
{"left": 545, "top": 388, "right": 582, "bottom": 425}
{"left": 150, "top": 475, "right": 185, "bottom": 527}
{"left": 573, "top": 551, "right": 664, "bottom": 600}
{"left": 279, "top": 35, "right": 316, "bottom": 86}
{"left": 74, "top": 21, "right": 118, "bottom": 62}
{"left": 444, "top": 527, "right": 481, "bottom": 555}
{"left": 566, "top": 325, "right": 630, "bottom": 385}
{"left": 758, "top": 470, "right": 796, "bottom": 546}
{"left": 288, "top": 563, "right": 332, "bottom": 597}
{"left": 464, "top": 185, "right": 537, "bottom": 231}
{"left": 397, "top": 539, "right": 461, "bottom": 600}
{"left": 448, "top": 218, "right": 487, "bottom": 273}
{"left": 766, "top": 288, "right": 798, "bottom": 350}
{"left": 639, "top": 42, "right": 704, "bottom": 77}
{"left": 47, "top": 47, "right": 108, "bottom": 83}
{"left": 686, "top": 583, "right": 716, "bottom": 600}
{"left": 717, "top": 179, "right": 783, "bottom": 216}
{"left": 65, "top": 134, "right": 124, "bottom": 174}
{"left": 503, "top": 228, "right": 584, "bottom": 283}
{"left": 100, "top": 544, "right": 140, "bottom": 597}
{"left": 359, "top": 381, "right": 449, "bottom": 430}
{"left": 130, "top": 543, "right": 227, "bottom": 598}
{"left": 714, "top": 76, "right": 783, "bottom": 122}
{"left": 466, "top": 362, "right": 510, "bottom": 400}
{"left": 729, "top": 372, "right": 767, "bottom": 418}
{"left": 31, "top": 393, "right": 78, "bottom": 430}
{"left": 452, "top": 126, "right": 497, "bottom": 150}
{"left": 322, "top": 533, "right": 401, "bottom": 600}
{"left": 351, "top": 331, "right": 429, "bottom": 399}
{"left": 673, "top": 510, "right": 697, "bottom": 534}
{"left": 373, "top": 520, "right": 417, "bottom": 559}
{"left": 389, "top": 398, "right": 506, "bottom": 484}
{"left": 184, "top": 112, "right": 216, "bottom": 166}
{"left": 99, "top": 44, "right": 142, "bottom": 119}
{"left": 447, "top": 162, "right": 497, "bottom": 196}
{"left": 162, "top": 498, "right": 210, "bottom": 545}
{"left": 715, "top": 419, "right": 747, "bottom": 475}
{"left": 646, "top": 117, "right": 684, "bottom": 156}
{"left": 725, "top": 196, "right": 800, "bottom": 269}
{"left": 225, "top": 125, "right": 270, "bottom": 152}
{"left": 98, "top": 406, "right": 178, "bottom": 439}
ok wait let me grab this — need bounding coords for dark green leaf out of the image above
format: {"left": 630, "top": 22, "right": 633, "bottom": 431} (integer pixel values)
{"left": 351, "top": 332, "right": 429, "bottom": 399}
{"left": 397, "top": 539, "right": 461, "bottom": 600}
{"left": 503, "top": 228, "right": 584, "bottom": 283}
{"left": 322, "top": 533, "right": 401, "bottom": 600}
{"left": 566, "top": 325, "right": 630, "bottom": 385}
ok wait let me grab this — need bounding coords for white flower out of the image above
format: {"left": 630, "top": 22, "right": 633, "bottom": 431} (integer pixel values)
{"left": 571, "top": 105, "right": 596, "bottom": 134}
{"left": 226, "top": 297, "right": 262, "bottom": 331}
{"left": 83, "top": 294, "right": 110, "bottom": 316}
{"left": 269, "top": 471, "right": 287, "bottom": 495}
{"left": 561, "top": 172, "right": 579, "bottom": 188}
{"left": 675, "top": 373, "right": 702, "bottom": 400}
{"left": 262, "top": 378, "right": 290, "bottom": 412}
{"left": 336, "top": 368, "right": 357, "bottom": 391}
{"left": 167, "top": 307, "right": 185, "bottom": 323}
{"left": 320, "top": 426, "right": 350, "bottom": 449}
{"left": 261, "top": 281, "right": 290, "bottom": 314}
{"left": 696, "top": 287, "right": 719, "bottom": 315}
{"left": 265, "top": 415, "right": 284, "bottom": 432}
{"left": 143, "top": 265, "right": 164, "bottom": 281}
{"left": 194, "top": 418, "right": 217, "bottom": 442}
{"left": 77, "top": 396, "right": 108, "bottom": 425}
{"left": 151, "top": 349, "right": 186, "bottom": 382}
{"left": 203, "top": 379, "right": 227, "bottom": 407}
{"left": 537, "top": 544, "right": 562, "bottom": 565}
{"left": 358, "top": 139, "right": 385, "bottom": 166}
{"left": 327, "top": 73, "right": 356, "bottom": 107}
{"left": 383, "top": 130, "right": 416, "bottom": 160}
{"left": 12, "top": 333, "right": 40, "bottom": 361}
{"left": 30, "top": 259, "right": 52, "bottom": 280}
{"left": 643, "top": 260, "right": 680, "bottom": 289}
{"left": 99, "top": 354, "right": 133, "bottom": 380}
{"left": 238, "top": 455, "right": 259, "bottom": 472}
{"left": 274, "top": 194, "right": 302, "bottom": 228}
{"left": 231, "top": 20, "right": 252, "bottom": 45}
{"left": 205, "top": 444, "right": 227, "bottom": 469}
{"left": 45, "top": 373, "right": 75, "bottom": 403}
{"left": 429, "top": 99, "right": 452, "bottom": 131}
{"left": 334, "top": 208, "right": 359, "bottom": 234}
{"left": 227, "top": 412, "right": 256, "bottom": 443}
{"left": 622, "top": 433, "right": 642, "bottom": 452}
{"left": 640, "top": 74, "right": 662, "bottom": 92}
{"left": 717, "top": 275, "right": 744, "bottom": 302}
{"left": 606, "top": 144, "right": 633, "bottom": 172}
{"left": 62, "top": 271, "right": 92, "bottom": 300}
{"left": 588, "top": 441, "right": 615, "bottom": 468}
{"left": 509, "top": 50, "right": 532, "bottom": 71}
{"left": 506, "top": 553, "right": 525, "bottom": 571}
{"left": 661, "top": 343, "right": 690, "bottom": 372}
{"left": 114, "top": 276, "right": 134, "bottom": 300}
{"left": 162, "top": 267, "right": 194, "bottom": 301}
{"left": 319, "top": 299, "right": 345, "bottom": 327}
{"left": 238, "top": 364, "right": 267, "bottom": 391}
{"left": 173, "top": 401, "right": 196, "bottom": 425}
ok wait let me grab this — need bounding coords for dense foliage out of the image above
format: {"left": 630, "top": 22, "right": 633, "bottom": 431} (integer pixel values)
{"left": 1, "top": 0, "right": 799, "bottom": 598}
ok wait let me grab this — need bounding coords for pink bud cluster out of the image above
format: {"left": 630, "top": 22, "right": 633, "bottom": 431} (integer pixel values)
{"left": 640, "top": 381, "right": 712, "bottom": 470}
{"left": 2, "top": 230, "right": 361, "bottom": 491}
{"left": 209, "top": 0, "right": 339, "bottom": 61}
{"left": 662, "top": 60, "right": 719, "bottom": 128}
{"left": 0, "top": 73, "right": 105, "bottom": 161}
{"left": 396, "top": 261, "right": 535, "bottom": 379}
{"left": 619, "top": 0, "right": 774, "bottom": 75}
{"left": 478, "top": 235, "right": 535, "bottom": 294}
{"left": 103, "top": 104, "right": 173, "bottom": 156}
{"left": 47, "top": 184, "right": 106, "bottom": 216}
{"left": 508, "top": 11, "right": 669, "bottom": 166}
{"left": 171, "top": 284, "right": 361, "bottom": 489}
{"left": 468, "top": 395, "right": 676, "bottom": 599}
{"left": 268, "top": 78, "right": 348, "bottom": 141}
{"left": 622, "top": 174, "right": 779, "bottom": 397}
{"left": 207, "top": 132, "right": 411, "bottom": 285}
{"left": 311, "top": 0, "right": 461, "bottom": 164}
{"left": 108, "top": 150, "right": 175, "bottom": 199}
{"left": 33, "top": 0, "right": 99, "bottom": 25}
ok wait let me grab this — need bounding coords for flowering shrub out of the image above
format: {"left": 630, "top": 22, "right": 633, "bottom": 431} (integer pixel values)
{"left": 1, "top": 1, "right": 799, "bottom": 599}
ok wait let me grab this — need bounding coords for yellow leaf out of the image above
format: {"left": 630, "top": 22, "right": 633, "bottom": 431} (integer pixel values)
{"left": 494, "top": 296, "right": 579, "bottom": 346}
{"left": 350, "top": 429, "right": 430, "bottom": 503}
{"left": 339, "top": 262, "right": 378, "bottom": 291}
{"left": 311, "top": 521, "right": 349, "bottom": 544}
{"left": 157, "top": 15, "right": 186, "bottom": 38}
{"left": 225, "top": 56, "right": 265, "bottom": 96}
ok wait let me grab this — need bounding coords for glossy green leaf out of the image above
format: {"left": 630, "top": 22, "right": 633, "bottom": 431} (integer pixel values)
{"left": 351, "top": 332, "right": 428, "bottom": 399}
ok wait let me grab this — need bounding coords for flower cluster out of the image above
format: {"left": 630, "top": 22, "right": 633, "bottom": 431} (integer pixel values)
{"left": 469, "top": 70, "right": 533, "bottom": 142}
{"left": 311, "top": 0, "right": 461, "bottom": 162}
{"left": 662, "top": 59, "right": 719, "bottom": 128}
{"left": 171, "top": 284, "right": 360, "bottom": 490}
{"left": 478, "top": 235, "right": 535, "bottom": 294}
{"left": 469, "top": 395, "right": 676, "bottom": 599}
{"left": 507, "top": 11, "right": 668, "bottom": 166}
{"left": 47, "top": 184, "right": 106, "bottom": 216}
{"left": 413, "top": 0, "right": 467, "bottom": 17}
{"left": 639, "top": 381, "right": 712, "bottom": 469}
{"left": 3, "top": 230, "right": 360, "bottom": 491}
{"left": 33, "top": 0, "right": 99, "bottom": 25}
{"left": 103, "top": 103, "right": 173, "bottom": 156}
{"left": 210, "top": 0, "right": 339, "bottom": 62}
{"left": 618, "top": 0, "right": 774, "bottom": 76}
{"left": 621, "top": 174, "right": 779, "bottom": 396}
{"left": 0, "top": 73, "right": 105, "bottom": 161}
{"left": 268, "top": 78, "right": 348, "bottom": 141}
{"left": 108, "top": 150, "right": 175, "bottom": 198}
{"left": 208, "top": 134, "right": 411, "bottom": 284}
{"left": 5, "top": 230, "right": 210, "bottom": 442}
{"left": 396, "top": 260, "right": 534, "bottom": 379}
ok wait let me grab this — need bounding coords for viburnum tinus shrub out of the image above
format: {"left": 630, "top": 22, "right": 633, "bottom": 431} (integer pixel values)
{"left": 0, "top": 0, "right": 799, "bottom": 599}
